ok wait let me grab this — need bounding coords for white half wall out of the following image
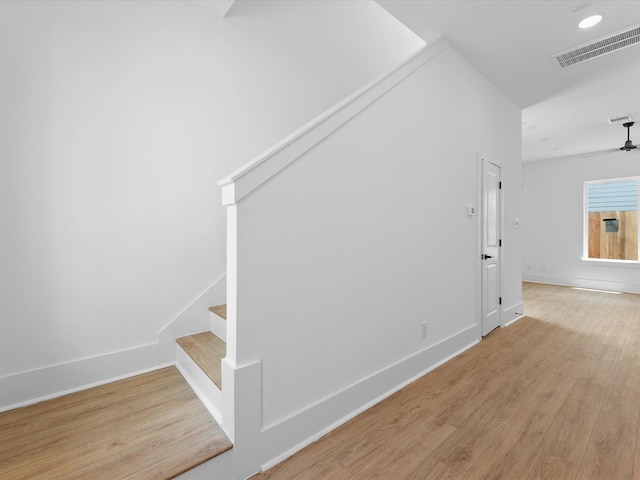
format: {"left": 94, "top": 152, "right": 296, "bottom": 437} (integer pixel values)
{"left": 522, "top": 152, "right": 640, "bottom": 294}
{"left": 228, "top": 41, "right": 522, "bottom": 472}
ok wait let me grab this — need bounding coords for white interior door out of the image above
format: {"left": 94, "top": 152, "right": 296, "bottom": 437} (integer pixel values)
{"left": 481, "top": 159, "right": 501, "bottom": 336}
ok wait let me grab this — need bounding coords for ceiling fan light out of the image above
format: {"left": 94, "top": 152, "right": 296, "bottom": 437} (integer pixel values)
{"left": 578, "top": 15, "right": 603, "bottom": 29}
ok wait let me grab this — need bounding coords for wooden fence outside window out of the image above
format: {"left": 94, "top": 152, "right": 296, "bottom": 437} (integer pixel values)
{"left": 588, "top": 210, "right": 638, "bottom": 260}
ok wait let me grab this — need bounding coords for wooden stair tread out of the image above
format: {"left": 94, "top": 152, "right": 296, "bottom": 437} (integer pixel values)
{"left": 208, "top": 304, "right": 227, "bottom": 320}
{"left": 176, "top": 331, "right": 226, "bottom": 389}
{"left": 0, "top": 367, "right": 232, "bottom": 479}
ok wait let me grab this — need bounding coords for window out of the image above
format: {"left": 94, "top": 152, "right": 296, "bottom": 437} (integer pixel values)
{"left": 585, "top": 177, "right": 639, "bottom": 261}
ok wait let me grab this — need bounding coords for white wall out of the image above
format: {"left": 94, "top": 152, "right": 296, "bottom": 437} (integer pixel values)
{"left": 229, "top": 42, "right": 522, "bottom": 471}
{"left": 0, "top": 0, "right": 424, "bottom": 405}
{"left": 522, "top": 152, "right": 640, "bottom": 293}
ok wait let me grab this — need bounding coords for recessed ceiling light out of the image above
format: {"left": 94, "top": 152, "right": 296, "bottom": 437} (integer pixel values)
{"left": 579, "top": 14, "right": 603, "bottom": 29}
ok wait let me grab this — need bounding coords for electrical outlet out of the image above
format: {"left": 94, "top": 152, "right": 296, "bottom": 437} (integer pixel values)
{"left": 421, "top": 322, "right": 428, "bottom": 339}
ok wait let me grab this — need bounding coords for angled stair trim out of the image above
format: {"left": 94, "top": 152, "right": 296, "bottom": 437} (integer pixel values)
{"left": 158, "top": 273, "right": 226, "bottom": 364}
{"left": 217, "top": 40, "right": 449, "bottom": 205}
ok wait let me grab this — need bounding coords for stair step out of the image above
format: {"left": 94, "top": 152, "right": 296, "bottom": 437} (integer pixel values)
{"left": 208, "top": 304, "right": 227, "bottom": 319}
{"left": 209, "top": 304, "right": 227, "bottom": 341}
{"left": 176, "top": 332, "right": 226, "bottom": 389}
{"left": 0, "top": 367, "right": 232, "bottom": 479}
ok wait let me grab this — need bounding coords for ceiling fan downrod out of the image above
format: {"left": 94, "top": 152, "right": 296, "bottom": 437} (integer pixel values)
{"left": 621, "top": 122, "right": 637, "bottom": 151}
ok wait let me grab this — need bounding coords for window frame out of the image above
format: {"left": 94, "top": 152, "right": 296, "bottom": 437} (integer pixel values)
{"left": 582, "top": 176, "right": 640, "bottom": 265}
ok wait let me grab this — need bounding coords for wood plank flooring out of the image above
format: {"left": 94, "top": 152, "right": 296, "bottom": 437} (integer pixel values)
{"left": 176, "top": 331, "right": 226, "bottom": 389}
{"left": 251, "top": 282, "right": 640, "bottom": 480}
{"left": 209, "top": 304, "right": 227, "bottom": 320}
{"left": 0, "top": 366, "right": 232, "bottom": 480}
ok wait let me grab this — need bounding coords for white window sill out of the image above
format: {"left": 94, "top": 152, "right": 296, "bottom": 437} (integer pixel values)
{"left": 581, "top": 258, "right": 640, "bottom": 268}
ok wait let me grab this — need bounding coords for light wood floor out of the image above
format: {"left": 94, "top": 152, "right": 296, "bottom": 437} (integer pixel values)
{"left": 251, "top": 282, "right": 640, "bottom": 480}
{"left": 177, "top": 331, "right": 226, "bottom": 389}
{"left": 0, "top": 366, "right": 232, "bottom": 480}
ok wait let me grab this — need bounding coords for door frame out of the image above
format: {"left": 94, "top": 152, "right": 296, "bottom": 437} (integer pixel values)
{"left": 477, "top": 155, "right": 503, "bottom": 337}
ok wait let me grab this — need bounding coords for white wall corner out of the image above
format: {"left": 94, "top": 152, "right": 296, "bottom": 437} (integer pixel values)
{"left": 157, "top": 273, "right": 227, "bottom": 364}
{"left": 503, "top": 301, "right": 525, "bottom": 327}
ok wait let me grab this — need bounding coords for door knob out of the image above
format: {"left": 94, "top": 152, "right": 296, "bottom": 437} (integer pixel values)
{"left": 481, "top": 254, "right": 494, "bottom": 260}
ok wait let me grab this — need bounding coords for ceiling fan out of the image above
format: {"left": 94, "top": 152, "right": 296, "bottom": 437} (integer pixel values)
{"left": 577, "top": 120, "right": 640, "bottom": 158}
{"left": 619, "top": 121, "right": 637, "bottom": 152}
{"left": 546, "top": 117, "right": 640, "bottom": 159}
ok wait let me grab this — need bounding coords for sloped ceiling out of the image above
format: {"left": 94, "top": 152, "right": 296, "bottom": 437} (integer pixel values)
{"left": 377, "top": 0, "right": 640, "bottom": 162}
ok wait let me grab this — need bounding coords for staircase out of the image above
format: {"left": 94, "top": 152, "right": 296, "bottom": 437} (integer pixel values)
{"left": 0, "top": 305, "right": 233, "bottom": 480}
{"left": 175, "top": 304, "right": 228, "bottom": 426}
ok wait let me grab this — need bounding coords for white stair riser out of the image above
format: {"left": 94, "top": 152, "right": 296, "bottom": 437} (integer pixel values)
{"left": 209, "top": 312, "right": 227, "bottom": 341}
{"left": 174, "top": 449, "right": 233, "bottom": 479}
{"left": 175, "top": 346, "right": 224, "bottom": 426}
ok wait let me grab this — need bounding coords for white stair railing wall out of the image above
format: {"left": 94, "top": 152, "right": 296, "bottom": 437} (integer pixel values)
{"left": 219, "top": 38, "right": 522, "bottom": 477}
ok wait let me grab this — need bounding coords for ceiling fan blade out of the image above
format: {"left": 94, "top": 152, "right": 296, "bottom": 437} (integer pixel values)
{"left": 589, "top": 148, "right": 620, "bottom": 155}
{"left": 565, "top": 148, "right": 620, "bottom": 159}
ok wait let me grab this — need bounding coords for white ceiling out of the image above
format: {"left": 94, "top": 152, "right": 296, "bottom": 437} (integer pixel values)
{"left": 377, "top": 0, "right": 640, "bottom": 162}
{"left": 194, "top": 0, "right": 235, "bottom": 18}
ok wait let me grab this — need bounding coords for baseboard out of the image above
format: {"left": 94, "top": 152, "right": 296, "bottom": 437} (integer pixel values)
{"left": 0, "top": 343, "right": 163, "bottom": 412}
{"left": 523, "top": 273, "right": 640, "bottom": 295}
{"left": 158, "top": 273, "right": 227, "bottom": 363}
{"left": 503, "top": 301, "right": 525, "bottom": 327}
{"left": 258, "top": 324, "right": 479, "bottom": 472}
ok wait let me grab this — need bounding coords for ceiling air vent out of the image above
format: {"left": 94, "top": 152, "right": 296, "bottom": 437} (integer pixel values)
{"left": 608, "top": 114, "right": 633, "bottom": 125}
{"left": 552, "top": 24, "right": 640, "bottom": 69}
